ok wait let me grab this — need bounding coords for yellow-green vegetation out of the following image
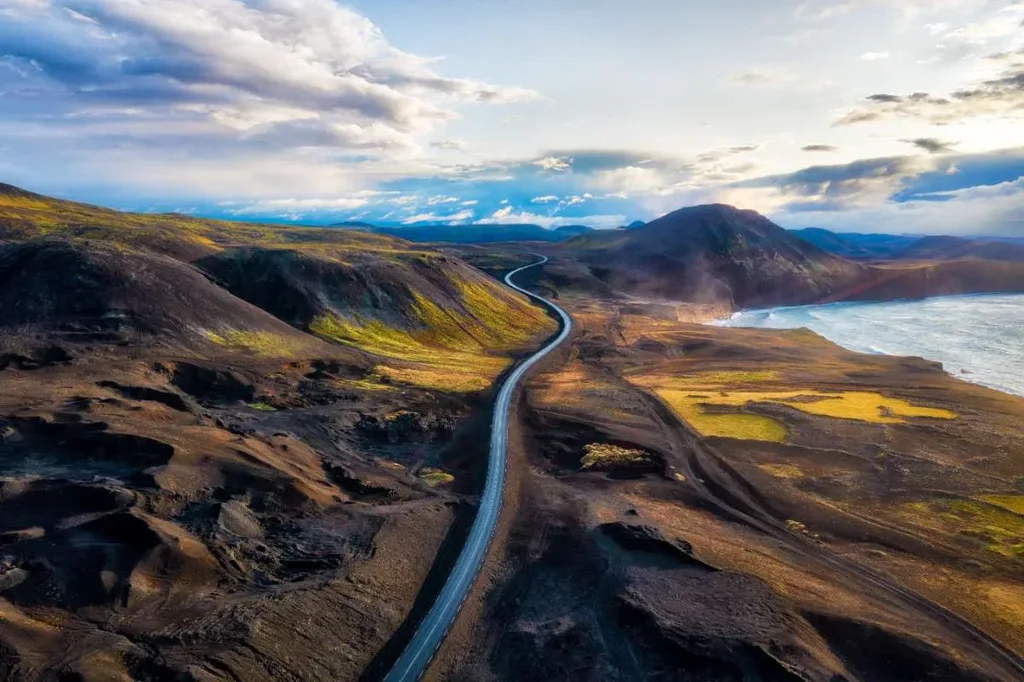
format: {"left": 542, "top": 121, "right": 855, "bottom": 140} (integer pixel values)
{"left": 337, "top": 374, "right": 398, "bottom": 393}
{"left": 205, "top": 329, "right": 310, "bottom": 357}
{"left": 418, "top": 468, "right": 455, "bottom": 487}
{"left": 451, "top": 276, "right": 551, "bottom": 348}
{"left": 687, "top": 370, "right": 782, "bottom": 385}
{"left": 0, "top": 194, "right": 51, "bottom": 211}
{"left": 309, "top": 313, "right": 507, "bottom": 392}
{"left": 630, "top": 371, "right": 956, "bottom": 442}
{"left": 3, "top": 184, "right": 555, "bottom": 395}
{"left": 248, "top": 402, "right": 276, "bottom": 412}
{"left": 310, "top": 313, "right": 447, "bottom": 362}
{"left": 902, "top": 499, "right": 1024, "bottom": 559}
{"left": 758, "top": 463, "right": 804, "bottom": 479}
{"left": 308, "top": 270, "right": 552, "bottom": 392}
{"left": 580, "top": 443, "right": 654, "bottom": 470}
{"left": 374, "top": 364, "right": 498, "bottom": 393}
{"left": 765, "top": 390, "right": 956, "bottom": 423}
{"left": 785, "top": 519, "right": 820, "bottom": 539}
{"left": 657, "top": 390, "right": 789, "bottom": 442}
{"left": 982, "top": 495, "right": 1024, "bottom": 514}
{"left": 0, "top": 184, "right": 445, "bottom": 260}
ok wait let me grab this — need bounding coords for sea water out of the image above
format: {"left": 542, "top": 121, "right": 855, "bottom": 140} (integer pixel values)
{"left": 715, "top": 293, "right": 1024, "bottom": 397}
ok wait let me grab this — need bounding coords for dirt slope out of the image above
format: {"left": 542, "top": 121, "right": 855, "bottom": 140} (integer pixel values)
{"left": 0, "top": 184, "right": 558, "bottom": 681}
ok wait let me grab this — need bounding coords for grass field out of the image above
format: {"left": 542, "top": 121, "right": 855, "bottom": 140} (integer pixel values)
{"left": 630, "top": 370, "right": 956, "bottom": 442}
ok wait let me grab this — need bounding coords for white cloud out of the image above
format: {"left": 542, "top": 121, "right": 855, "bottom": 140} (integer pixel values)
{"left": 531, "top": 195, "right": 559, "bottom": 203}
{"left": 725, "top": 155, "right": 942, "bottom": 213}
{"left": 532, "top": 156, "right": 572, "bottom": 171}
{"left": 427, "top": 195, "right": 459, "bottom": 205}
{"left": 481, "top": 207, "right": 626, "bottom": 229}
{"left": 403, "top": 209, "right": 475, "bottom": 224}
{"left": 266, "top": 197, "right": 376, "bottom": 210}
{"left": 431, "top": 138, "right": 467, "bottom": 151}
{"left": 387, "top": 194, "right": 420, "bottom": 206}
{"left": 593, "top": 166, "right": 674, "bottom": 194}
{"left": 224, "top": 195, "right": 374, "bottom": 219}
{"left": 777, "top": 177, "right": 1024, "bottom": 235}
{"left": 797, "top": 0, "right": 986, "bottom": 22}
{"left": 728, "top": 66, "right": 799, "bottom": 86}
{"left": 0, "top": 0, "right": 538, "bottom": 198}
{"left": 939, "top": 5, "right": 1024, "bottom": 45}
{"left": 861, "top": 51, "right": 891, "bottom": 61}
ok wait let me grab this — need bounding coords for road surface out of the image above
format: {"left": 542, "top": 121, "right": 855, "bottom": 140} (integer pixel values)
{"left": 383, "top": 255, "right": 572, "bottom": 682}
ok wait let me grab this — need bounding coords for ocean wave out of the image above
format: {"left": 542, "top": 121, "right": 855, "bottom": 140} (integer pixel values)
{"left": 714, "top": 293, "right": 1024, "bottom": 397}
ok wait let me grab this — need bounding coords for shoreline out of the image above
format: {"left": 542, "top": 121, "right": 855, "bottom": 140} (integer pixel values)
{"left": 710, "top": 292, "right": 1024, "bottom": 398}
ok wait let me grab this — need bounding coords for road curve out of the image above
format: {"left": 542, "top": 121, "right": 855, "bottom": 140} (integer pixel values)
{"left": 383, "top": 255, "right": 572, "bottom": 682}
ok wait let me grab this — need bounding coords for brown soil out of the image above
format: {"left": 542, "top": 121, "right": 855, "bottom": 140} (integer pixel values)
{"left": 4, "top": 183, "right": 1024, "bottom": 681}
{"left": 438, "top": 296, "right": 1024, "bottom": 682}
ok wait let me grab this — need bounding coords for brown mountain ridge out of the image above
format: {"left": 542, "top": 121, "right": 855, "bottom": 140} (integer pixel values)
{"left": 558, "top": 204, "right": 1024, "bottom": 309}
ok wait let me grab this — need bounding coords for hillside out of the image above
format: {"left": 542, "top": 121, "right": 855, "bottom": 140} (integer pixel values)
{"left": 0, "top": 239, "right": 333, "bottom": 356}
{"left": 560, "top": 205, "right": 1024, "bottom": 309}
{"left": 791, "top": 228, "right": 918, "bottom": 259}
{"left": 197, "top": 247, "right": 553, "bottom": 390}
{"left": 0, "top": 183, "right": 561, "bottom": 680}
{"left": 792, "top": 228, "right": 1024, "bottom": 263}
{"left": 0, "top": 183, "right": 554, "bottom": 384}
{"left": 894, "top": 235, "right": 1024, "bottom": 263}
{"left": 563, "top": 204, "right": 866, "bottom": 308}
{"left": 0, "top": 183, "right": 427, "bottom": 263}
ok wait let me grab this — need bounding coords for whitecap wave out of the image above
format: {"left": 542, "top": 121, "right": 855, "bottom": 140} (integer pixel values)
{"left": 714, "top": 293, "right": 1024, "bottom": 397}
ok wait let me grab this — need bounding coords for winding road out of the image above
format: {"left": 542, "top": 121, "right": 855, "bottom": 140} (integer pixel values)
{"left": 383, "top": 255, "right": 573, "bottom": 682}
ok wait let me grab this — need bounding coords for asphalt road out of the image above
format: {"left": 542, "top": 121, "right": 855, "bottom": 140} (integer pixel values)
{"left": 383, "top": 255, "right": 572, "bottom": 682}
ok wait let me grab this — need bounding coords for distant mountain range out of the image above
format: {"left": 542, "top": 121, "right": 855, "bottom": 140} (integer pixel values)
{"left": 331, "top": 221, "right": 596, "bottom": 244}
{"left": 558, "top": 204, "right": 1024, "bottom": 309}
{"left": 792, "top": 228, "right": 1024, "bottom": 262}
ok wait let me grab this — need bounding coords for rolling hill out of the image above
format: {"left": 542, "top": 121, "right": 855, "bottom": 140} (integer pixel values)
{"left": 0, "top": 182, "right": 555, "bottom": 390}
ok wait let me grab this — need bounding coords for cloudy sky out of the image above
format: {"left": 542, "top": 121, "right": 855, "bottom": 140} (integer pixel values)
{"left": 1, "top": 0, "right": 1023, "bottom": 234}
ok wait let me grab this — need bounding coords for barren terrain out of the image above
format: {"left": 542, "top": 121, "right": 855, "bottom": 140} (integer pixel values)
{"left": 440, "top": 290, "right": 1024, "bottom": 681}
{"left": 2, "top": 184, "right": 1023, "bottom": 681}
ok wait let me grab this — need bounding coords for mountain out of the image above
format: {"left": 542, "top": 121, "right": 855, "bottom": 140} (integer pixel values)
{"left": 893, "top": 235, "right": 1024, "bottom": 263}
{"left": 625, "top": 220, "right": 646, "bottom": 229}
{"left": 0, "top": 182, "right": 554, "bottom": 385}
{"left": 791, "top": 228, "right": 919, "bottom": 259}
{"left": 332, "top": 220, "right": 376, "bottom": 229}
{"left": 366, "top": 223, "right": 583, "bottom": 244}
{"left": 794, "top": 228, "right": 1024, "bottom": 263}
{"left": 561, "top": 204, "right": 1024, "bottom": 309}
{"left": 553, "top": 224, "right": 595, "bottom": 237}
{"left": 563, "top": 204, "right": 866, "bottom": 308}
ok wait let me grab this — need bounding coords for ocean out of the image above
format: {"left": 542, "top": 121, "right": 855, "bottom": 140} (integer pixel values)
{"left": 715, "top": 293, "right": 1024, "bottom": 397}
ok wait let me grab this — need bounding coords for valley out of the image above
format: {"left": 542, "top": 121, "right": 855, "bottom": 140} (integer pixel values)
{"left": 1, "top": 184, "right": 1022, "bottom": 682}
{"left": 4, "top": 2, "right": 1023, "bottom": 680}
